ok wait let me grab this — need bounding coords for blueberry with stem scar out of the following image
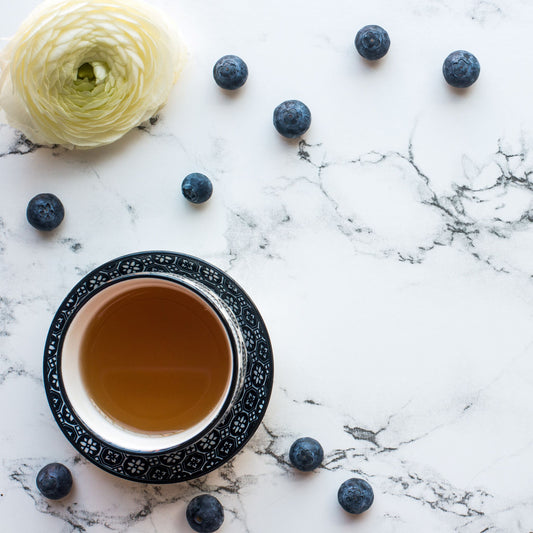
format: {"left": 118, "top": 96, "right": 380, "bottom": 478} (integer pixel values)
{"left": 186, "top": 494, "right": 224, "bottom": 532}
{"left": 213, "top": 55, "right": 248, "bottom": 90}
{"left": 289, "top": 437, "right": 324, "bottom": 471}
{"left": 26, "top": 193, "right": 64, "bottom": 231}
{"left": 181, "top": 173, "right": 213, "bottom": 204}
{"left": 338, "top": 478, "right": 374, "bottom": 514}
{"left": 36, "top": 463, "right": 73, "bottom": 500}
{"left": 355, "top": 25, "right": 390, "bottom": 60}
{"left": 273, "top": 100, "right": 311, "bottom": 139}
{"left": 443, "top": 50, "right": 480, "bottom": 88}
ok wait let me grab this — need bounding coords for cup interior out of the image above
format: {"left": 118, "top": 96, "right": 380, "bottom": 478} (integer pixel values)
{"left": 60, "top": 275, "right": 235, "bottom": 453}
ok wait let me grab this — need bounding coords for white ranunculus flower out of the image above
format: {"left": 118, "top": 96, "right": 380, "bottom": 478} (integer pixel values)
{"left": 0, "top": 0, "right": 185, "bottom": 149}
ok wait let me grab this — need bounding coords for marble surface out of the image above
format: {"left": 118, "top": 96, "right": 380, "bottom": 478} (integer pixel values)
{"left": 2, "top": 0, "right": 533, "bottom": 531}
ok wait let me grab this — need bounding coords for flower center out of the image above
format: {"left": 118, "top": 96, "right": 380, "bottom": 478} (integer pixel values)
{"left": 77, "top": 63, "right": 95, "bottom": 82}
{"left": 74, "top": 61, "right": 110, "bottom": 92}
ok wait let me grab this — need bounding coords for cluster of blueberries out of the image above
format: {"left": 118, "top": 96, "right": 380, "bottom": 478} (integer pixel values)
{"left": 213, "top": 23, "right": 481, "bottom": 136}
{"left": 24, "top": 174, "right": 213, "bottom": 232}
{"left": 185, "top": 437, "right": 373, "bottom": 532}
{"left": 213, "top": 53, "right": 311, "bottom": 142}
{"left": 36, "top": 437, "right": 372, "bottom": 532}
{"left": 183, "top": 24, "right": 481, "bottom": 208}
{"left": 25, "top": 24, "right": 481, "bottom": 231}
{"left": 353, "top": 25, "right": 480, "bottom": 89}
{"left": 288, "top": 437, "right": 374, "bottom": 516}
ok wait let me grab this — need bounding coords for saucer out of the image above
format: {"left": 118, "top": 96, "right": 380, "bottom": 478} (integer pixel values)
{"left": 43, "top": 251, "right": 274, "bottom": 483}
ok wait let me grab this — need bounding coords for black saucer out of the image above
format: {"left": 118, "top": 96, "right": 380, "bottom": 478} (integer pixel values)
{"left": 43, "top": 251, "right": 274, "bottom": 483}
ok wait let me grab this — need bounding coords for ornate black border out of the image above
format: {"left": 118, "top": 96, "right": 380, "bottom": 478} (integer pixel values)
{"left": 43, "top": 251, "right": 274, "bottom": 483}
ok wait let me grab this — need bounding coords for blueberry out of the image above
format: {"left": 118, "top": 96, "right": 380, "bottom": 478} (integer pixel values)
{"left": 36, "top": 463, "right": 73, "bottom": 500}
{"left": 289, "top": 437, "right": 324, "bottom": 471}
{"left": 273, "top": 100, "right": 311, "bottom": 139}
{"left": 338, "top": 478, "right": 374, "bottom": 514}
{"left": 213, "top": 55, "right": 248, "bottom": 90}
{"left": 355, "top": 25, "right": 390, "bottom": 61}
{"left": 443, "top": 50, "right": 480, "bottom": 88}
{"left": 26, "top": 193, "right": 64, "bottom": 231}
{"left": 186, "top": 494, "right": 224, "bottom": 533}
{"left": 181, "top": 173, "right": 213, "bottom": 204}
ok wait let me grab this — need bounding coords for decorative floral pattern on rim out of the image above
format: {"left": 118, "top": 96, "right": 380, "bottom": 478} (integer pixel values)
{"left": 43, "top": 251, "right": 274, "bottom": 483}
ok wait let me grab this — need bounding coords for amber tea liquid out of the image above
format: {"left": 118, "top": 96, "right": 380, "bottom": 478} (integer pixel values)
{"left": 80, "top": 278, "right": 232, "bottom": 434}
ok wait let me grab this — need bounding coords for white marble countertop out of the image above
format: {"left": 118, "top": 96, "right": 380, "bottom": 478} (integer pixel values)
{"left": 2, "top": 0, "right": 533, "bottom": 531}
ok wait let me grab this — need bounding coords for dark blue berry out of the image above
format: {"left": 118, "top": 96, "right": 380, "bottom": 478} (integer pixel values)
{"left": 289, "top": 437, "right": 324, "bottom": 471}
{"left": 355, "top": 25, "right": 390, "bottom": 60}
{"left": 273, "top": 100, "right": 311, "bottom": 139}
{"left": 338, "top": 478, "right": 374, "bottom": 514}
{"left": 36, "top": 463, "right": 73, "bottom": 500}
{"left": 26, "top": 193, "right": 64, "bottom": 231}
{"left": 186, "top": 494, "right": 224, "bottom": 533}
{"left": 213, "top": 55, "right": 248, "bottom": 90}
{"left": 182, "top": 173, "right": 213, "bottom": 204}
{"left": 443, "top": 50, "right": 480, "bottom": 88}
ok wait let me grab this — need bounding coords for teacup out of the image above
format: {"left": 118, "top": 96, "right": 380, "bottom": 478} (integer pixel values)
{"left": 58, "top": 272, "right": 247, "bottom": 453}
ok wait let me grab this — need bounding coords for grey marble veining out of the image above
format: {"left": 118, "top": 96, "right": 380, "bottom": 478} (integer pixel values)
{"left": 2, "top": 0, "right": 533, "bottom": 531}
